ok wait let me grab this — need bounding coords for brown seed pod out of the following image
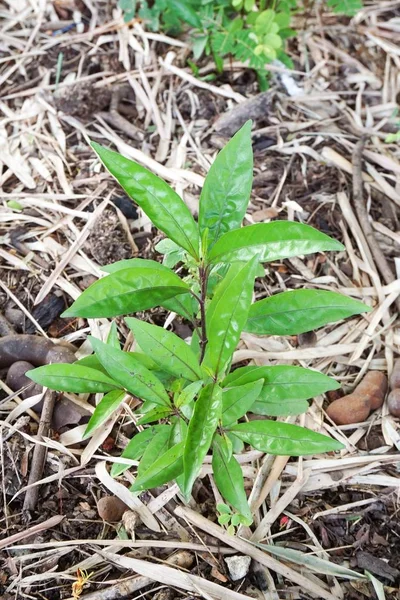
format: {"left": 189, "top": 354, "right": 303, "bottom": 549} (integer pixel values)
{"left": 97, "top": 496, "right": 129, "bottom": 522}
{"left": 0, "top": 334, "right": 76, "bottom": 368}
{"left": 387, "top": 389, "right": 400, "bottom": 418}
{"left": 389, "top": 358, "right": 400, "bottom": 390}
{"left": 355, "top": 371, "right": 388, "bottom": 410}
{"left": 326, "top": 394, "right": 370, "bottom": 425}
{"left": 6, "top": 361, "right": 42, "bottom": 399}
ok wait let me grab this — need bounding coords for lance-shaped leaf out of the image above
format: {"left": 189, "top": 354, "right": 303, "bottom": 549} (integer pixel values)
{"left": 137, "top": 406, "right": 173, "bottom": 425}
{"left": 208, "top": 221, "right": 344, "bottom": 264}
{"left": 132, "top": 441, "right": 185, "bottom": 492}
{"left": 138, "top": 426, "right": 173, "bottom": 477}
{"left": 111, "top": 426, "right": 166, "bottom": 477}
{"left": 199, "top": 121, "right": 253, "bottom": 249}
{"left": 126, "top": 317, "right": 202, "bottom": 382}
{"left": 84, "top": 390, "right": 126, "bottom": 438}
{"left": 103, "top": 259, "right": 197, "bottom": 320}
{"left": 223, "top": 365, "right": 340, "bottom": 416}
{"left": 245, "top": 289, "right": 371, "bottom": 336}
{"left": 203, "top": 256, "right": 259, "bottom": 377}
{"left": 92, "top": 142, "right": 200, "bottom": 259}
{"left": 26, "top": 363, "right": 120, "bottom": 394}
{"left": 182, "top": 382, "right": 222, "bottom": 499}
{"left": 89, "top": 337, "right": 170, "bottom": 407}
{"left": 228, "top": 420, "right": 344, "bottom": 455}
{"left": 222, "top": 379, "right": 264, "bottom": 425}
{"left": 212, "top": 435, "right": 252, "bottom": 522}
{"left": 62, "top": 267, "right": 190, "bottom": 319}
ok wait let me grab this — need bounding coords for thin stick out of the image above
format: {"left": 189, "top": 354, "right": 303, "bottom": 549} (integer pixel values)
{"left": 23, "top": 390, "right": 56, "bottom": 514}
{"left": 352, "top": 137, "right": 400, "bottom": 311}
{"left": 0, "top": 515, "right": 64, "bottom": 550}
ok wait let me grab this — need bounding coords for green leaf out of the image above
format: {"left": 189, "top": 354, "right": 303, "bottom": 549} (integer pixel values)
{"left": 175, "top": 380, "right": 203, "bottom": 409}
{"left": 199, "top": 121, "right": 253, "bottom": 250}
{"left": 111, "top": 426, "right": 165, "bottom": 476}
{"left": 62, "top": 267, "right": 190, "bottom": 318}
{"left": 212, "top": 435, "right": 252, "bottom": 522}
{"left": 228, "top": 420, "right": 344, "bottom": 455}
{"left": 102, "top": 257, "right": 173, "bottom": 274}
{"left": 132, "top": 441, "right": 185, "bottom": 491}
{"left": 169, "top": 0, "right": 201, "bottom": 28}
{"left": 103, "top": 258, "right": 197, "bottom": 320}
{"left": 222, "top": 379, "right": 263, "bottom": 426}
{"left": 107, "top": 321, "right": 120, "bottom": 348}
{"left": 208, "top": 222, "right": 344, "bottom": 264}
{"left": 203, "top": 257, "right": 259, "bottom": 377}
{"left": 89, "top": 337, "right": 170, "bottom": 407}
{"left": 326, "top": 0, "right": 363, "bottom": 17}
{"left": 76, "top": 354, "right": 109, "bottom": 375}
{"left": 26, "top": 364, "right": 120, "bottom": 394}
{"left": 137, "top": 406, "right": 173, "bottom": 424}
{"left": 223, "top": 365, "right": 340, "bottom": 416}
{"left": 84, "top": 390, "right": 125, "bottom": 438}
{"left": 125, "top": 317, "right": 202, "bottom": 381}
{"left": 182, "top": 382, "right": 222, "bottom": 499}
{"left": 171, "top": 417, "right": 188, "bottom": 445}
{"left": 245, "top": 289, "right": 371, "bottom": 336}
{"left": 91, "top": 142, "right": 200, "bottom": 259}
{"left": 138, "top": 426, "right": 173, "bottom": 477}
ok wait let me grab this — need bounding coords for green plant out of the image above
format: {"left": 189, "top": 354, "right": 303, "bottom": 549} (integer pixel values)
{"left": 118, "top": 0, "right": 363, "bottom": 88}
{"left": 28, "top": 121, "right": 371, "bottom": 524}
{"left": 385, "top": 109, "right": 400, "bottom": 144}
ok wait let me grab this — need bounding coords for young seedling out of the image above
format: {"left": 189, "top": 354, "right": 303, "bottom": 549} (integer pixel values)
{"left": 28, "top": 121, "right": 371, "bottom": 523}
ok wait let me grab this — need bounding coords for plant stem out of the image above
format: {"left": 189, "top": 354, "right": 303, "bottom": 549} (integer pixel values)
{"left": 198, "top": 266, "right": 209, "bottom": 364}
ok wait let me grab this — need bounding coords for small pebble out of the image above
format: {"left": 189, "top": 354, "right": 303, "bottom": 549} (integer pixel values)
{"left": 97, "top": 496, "right": 129, "bottom": 522}
{"left": 225, "top": 555, "right": 251, "bottom": 581}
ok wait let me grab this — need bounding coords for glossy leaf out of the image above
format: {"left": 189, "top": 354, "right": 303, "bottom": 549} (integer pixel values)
{"left": 212, "top": 435, "right": 252, "bottom": 522}
{"left": 107, "top": 321, "right": 120, "bottom": 348}
{"left": 137, "top": 406, "right": 173, "bottom": 425}
{"left": 132, "top": 441, "right": 185, "bottom": 492}
{"left": 62, "top": 267, "right": 190, "bottom": 319}
{"left": 245, "top": 289, "right": 372, "bottom": 335}
{"left": 208, "top": 221, "right": 344, "bottom": 264}
{"left": 92, "top": 142, "right": 200, "bottom": 259}
{"left": 76, "top": 354, "right": 109, "bottom": 375}
{"left": 126, "top": 317, "right": 202, "bottom": 381}
{"left": 223, "top": 365, "right": 340, "bottom": 416}
{"left": 138, "top": 427, "right": 173, "bottom": 477}
{"left": 84, "top": 390, "right": 125, "bottom": 438}
{"left": 111, "top": 426, "right": 165, "bottom": 477}
{"left": 199, "top": 121, "right": 253, "bottom": 249}
{"left": 89, "top": 337, "right": 170, "bottom": 407}
{"left": 182, "top": 383, "right": 222, "bottom": 499}
{"left": 175, "top": 380, "right": 203, "bottom": 409}
{"left": 222, "top": 379, "right": 263, "bottom": 426}
{"left": 26, "top": 364, "right": 120, "bottom": 394}
{"left": 103, "top": 259, "right": 197, "bottom": 320}
{"left": 171, "top": 417, "right": 188, "bottom": 446}
{"left": 228, "top": 420, "right": 344, "bottom": 455}
{"left": 203, "top": 256, "right": 258, "bottom": 377}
